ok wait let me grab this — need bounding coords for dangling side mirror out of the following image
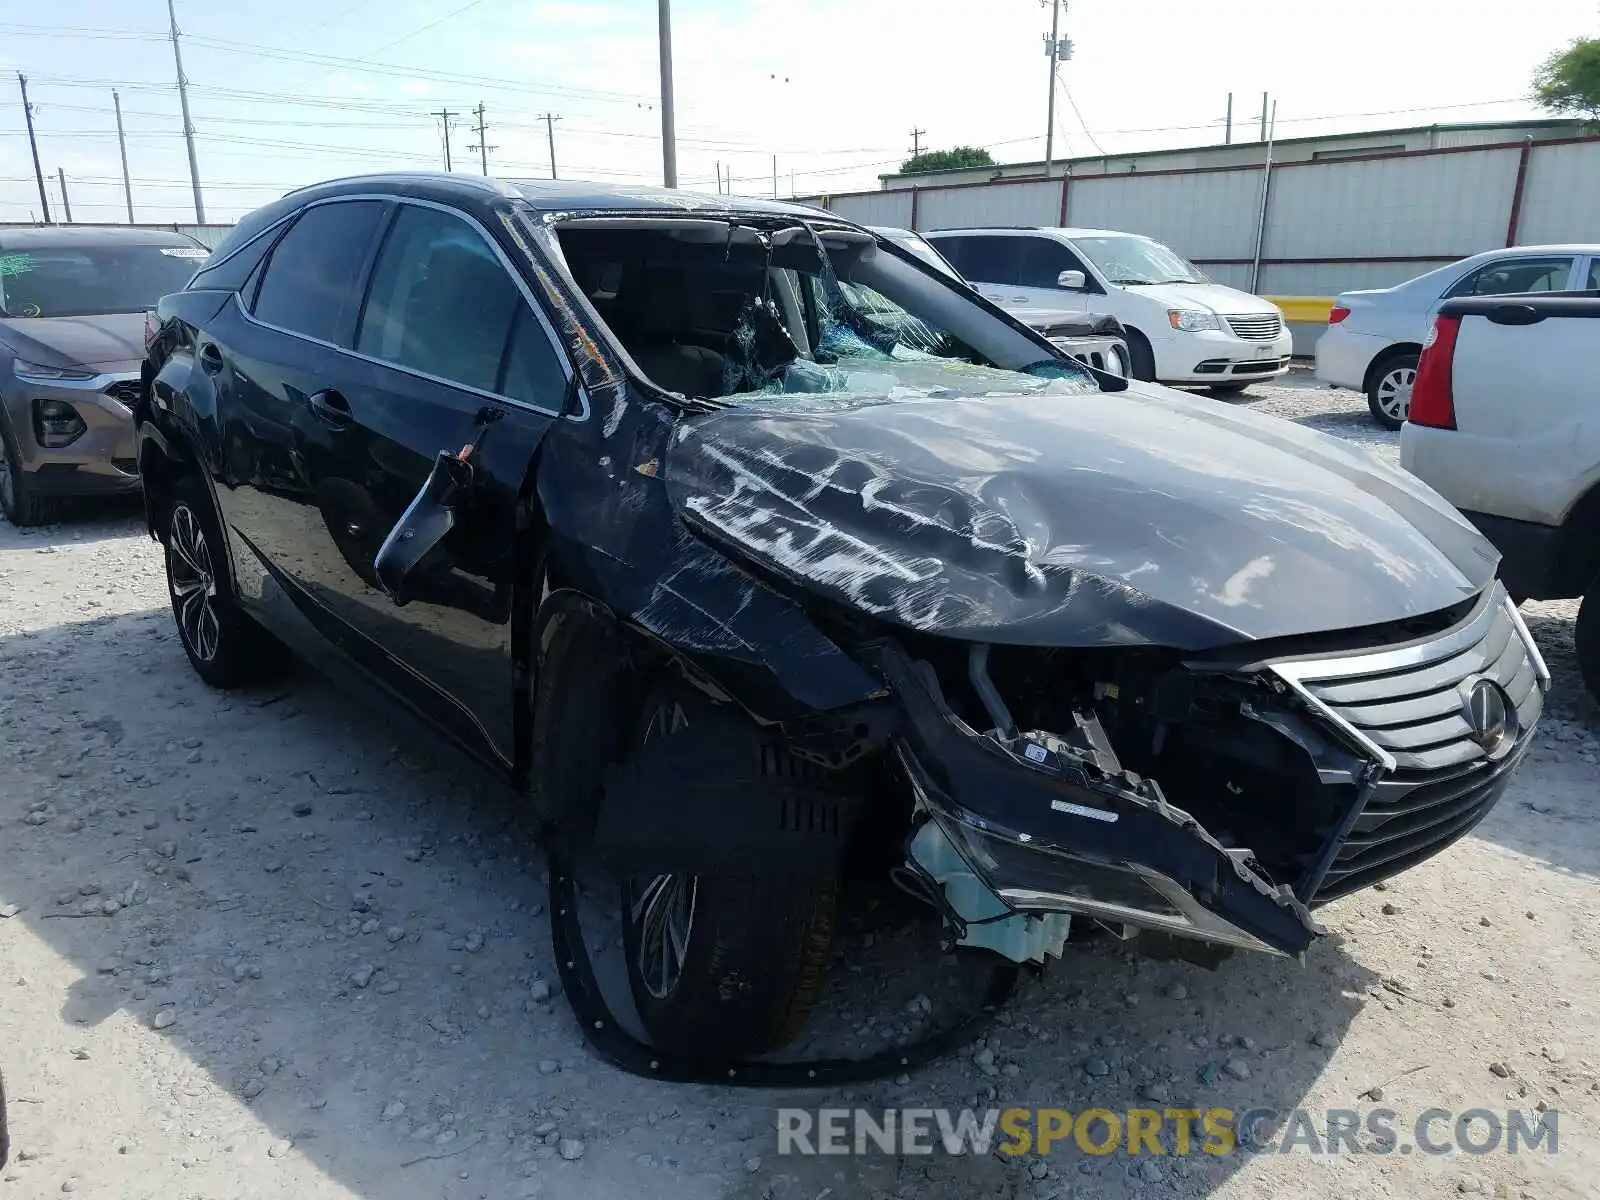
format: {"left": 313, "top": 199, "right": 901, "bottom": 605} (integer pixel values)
{"left": 373, "top": 449, "right": 474, "bottom": 607}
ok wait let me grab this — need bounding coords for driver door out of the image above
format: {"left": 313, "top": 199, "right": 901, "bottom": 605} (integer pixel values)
{"left": 290, "top": 200, "right": 573, "bottom": 767}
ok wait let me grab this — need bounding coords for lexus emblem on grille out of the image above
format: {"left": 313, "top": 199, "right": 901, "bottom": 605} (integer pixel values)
{"left": 1459, "top": 676, "right": 1516, "bottom": 758}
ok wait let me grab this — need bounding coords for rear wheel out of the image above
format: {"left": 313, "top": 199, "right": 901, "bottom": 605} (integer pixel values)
{"left": 1366, "top": 350, "right": 1419, "bottom": 430}
{"left": 617, "top": 672, "right": 837, "bottom": 1059}
{"left": 0, "top": 422, "right": 56, "bottom": 527}
{"left": 164, "top": 476, "right": 288, "bottom": 687}
{"left": 1576, "top": 582, "right": 1600, "bottom": 704}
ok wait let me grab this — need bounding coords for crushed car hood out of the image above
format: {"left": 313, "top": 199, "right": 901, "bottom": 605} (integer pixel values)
{"left": 665, "top": 381, "right": 1500, "bottom": 649}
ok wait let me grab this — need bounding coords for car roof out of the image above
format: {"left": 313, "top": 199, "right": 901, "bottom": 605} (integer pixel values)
{"left": 274, "top": 172, "right": 837, "bottom": 220}
{"left": 924, "top": 227, "right": 1135, "bottom": 239}
{"left": 0, "top": 224, "right": 205, "bottom": 251}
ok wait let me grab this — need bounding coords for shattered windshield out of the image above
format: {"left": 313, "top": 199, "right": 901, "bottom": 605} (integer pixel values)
{"left": 555, "top": 218, "right": 1099, "bottom": 405}
{"left": 1070, "top": 235, "right": 1209, "bottom": 286}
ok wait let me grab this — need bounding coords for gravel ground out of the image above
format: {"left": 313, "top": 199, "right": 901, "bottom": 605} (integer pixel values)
{"left": 2, "top": 374, "right": 1597, "bottom": 1200}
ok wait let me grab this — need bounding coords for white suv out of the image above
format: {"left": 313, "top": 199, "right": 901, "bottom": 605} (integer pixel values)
{"left": 925, "top": 227, "right": 1293, "bottom": 389}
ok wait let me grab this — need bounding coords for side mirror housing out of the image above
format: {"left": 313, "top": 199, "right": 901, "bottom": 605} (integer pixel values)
{"left": 1057, "top": 269, "right": 1087, "bottom": 291}
{"left": 373, "top": 450, "right": 473, "bottom": 607}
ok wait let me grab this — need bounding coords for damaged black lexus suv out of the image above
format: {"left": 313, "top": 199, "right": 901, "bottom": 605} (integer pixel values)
{"left": 136, "top": 174, "right": 1547, "bottom": 1077}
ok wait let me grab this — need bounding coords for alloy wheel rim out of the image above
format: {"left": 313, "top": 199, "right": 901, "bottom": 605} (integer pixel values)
{"left": 169, "top": 504, "right": 221, "bottom": 662}
{"left": 628, "top": 699, "right": 698, "bottom": 1001}
{"left": 1378, "top": 366, "right": 1416, "bottom": 420}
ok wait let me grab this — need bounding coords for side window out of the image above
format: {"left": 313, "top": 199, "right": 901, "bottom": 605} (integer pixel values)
{"left": 1586, "top": 259, "right": 1600, "bottom": 291}
{"left": 356, "top": 204, "right": 530, "bottom": 395}
{"left": 251, "top": 200, "right": 384, "bottom": 344}
{"left": 1445, "top": 256, "right": 1574, "bottom": 298}
{"left": 499, "top": 305, "right": 569, "bottom": 409}
{"left": 954, "top": 236, "right": 1023, "bottom": 286}
{"left": 1015, "top": 236, "right": 1089, "bottom": 288}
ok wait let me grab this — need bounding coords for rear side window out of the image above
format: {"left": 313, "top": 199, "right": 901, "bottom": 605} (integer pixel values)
{"left": 251, "top": 200, "right": 385, "bottom": 345}
{"left": 1587, "top": 259, "right": 1600, "bottom": 291}
{"left": 188, "top": 228, "right": 279, "bottom": 294}
{"left": 1015, "top": 236, "right": 1089, "bottom": 288}
{"left": 357, "top": 203, "right": 562, "bottom": 402}
{"left": 1445, "top": 256, "right": 1574, "bottom": 298}
{"left": 950, "top": 236, "right": 1024, "bottom": 286}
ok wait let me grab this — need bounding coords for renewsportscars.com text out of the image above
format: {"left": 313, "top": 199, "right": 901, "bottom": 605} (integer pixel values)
{"left": 776, "top": 1107, "right": 1559, "bottom": 1158}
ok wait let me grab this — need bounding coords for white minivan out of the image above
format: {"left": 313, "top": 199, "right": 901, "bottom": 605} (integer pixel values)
{"left": 925, "top": 227, "right": 1293, "bottom": 389}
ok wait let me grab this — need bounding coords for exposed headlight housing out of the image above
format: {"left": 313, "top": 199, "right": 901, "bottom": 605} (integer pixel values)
{"left": 1167, "top": 308, "right": 1222, "bottom": 333}
{"left": 14, "top": 359, "right": 97, "bottom": 382}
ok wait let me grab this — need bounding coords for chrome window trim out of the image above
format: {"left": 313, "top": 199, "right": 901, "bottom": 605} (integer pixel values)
{"left": 234, "top": 192, "right": 588, "bottom": 423}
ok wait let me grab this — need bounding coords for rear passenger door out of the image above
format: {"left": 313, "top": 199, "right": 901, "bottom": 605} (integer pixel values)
{"left": 294, "top": 199, "right": 572, "bottom": 767}
{"left": 936, "top": 235, "right": 1026, "bottom": 307}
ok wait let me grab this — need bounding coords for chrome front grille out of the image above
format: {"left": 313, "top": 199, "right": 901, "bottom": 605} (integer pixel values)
{"left": 1224, "top": 313, "right": 1282, "bottom": 340}
{"left": 1271, "top": 587, "right": 1547, "bottom": 774}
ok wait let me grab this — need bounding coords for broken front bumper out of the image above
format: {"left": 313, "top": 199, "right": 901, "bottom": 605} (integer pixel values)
{"left": 875, "top": 647, "right": 1320, "bottom": 958}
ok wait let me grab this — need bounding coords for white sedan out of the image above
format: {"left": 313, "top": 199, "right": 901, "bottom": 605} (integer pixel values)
{"left": 1315, "top": 245, "right": 1600, "bottom": 429}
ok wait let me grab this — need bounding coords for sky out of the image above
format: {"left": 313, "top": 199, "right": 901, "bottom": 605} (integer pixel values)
{"left": 2, "top": 0, "right": 1597, "bottom": 226}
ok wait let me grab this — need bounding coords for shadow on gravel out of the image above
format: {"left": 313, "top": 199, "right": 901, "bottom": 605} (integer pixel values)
{"left": 1465, "top": 603, "right": 1600, "bottom": 882}
{"left": 0, "top": 497, "right": 146, "bottom": 551}
{"left": 0, "top": 594, "right": 1381, "bottom": 1200}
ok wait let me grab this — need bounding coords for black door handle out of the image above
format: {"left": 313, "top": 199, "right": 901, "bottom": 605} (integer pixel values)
{"left": 198, "top": 343, "right": 224, "bottom": 375}
{"left": 307, "top": 388, "right": 353, "bottom": 428}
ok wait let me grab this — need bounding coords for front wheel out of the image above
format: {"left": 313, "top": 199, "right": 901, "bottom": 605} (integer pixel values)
{"left": 1366, "top": 351, "right": 1418, "bottom": 430}
{"left": 0, "top": 422, "right": 55, "bottom": 527}
{"left": 1124, "top": 329, "right": 1157, "bottom": 382}
{"left": 616, "top": 674, "right": 837, "bottom": 1059}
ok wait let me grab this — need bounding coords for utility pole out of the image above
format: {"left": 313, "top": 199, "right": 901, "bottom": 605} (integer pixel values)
{"left": 657, "top": 0, "right": 677, "bottom": 187}
{"left": 433, "top": 108, "right": 458, "bottom": 171}
{"left": 908, "top": 128, "right": 925, "bottom": 158}
{"left": 468, "top": 102, "right": 495, "bottom": 175}
{"left": 1042, "top": 0, "right": 1061, "bottom": 177}
{"left": 714, "top": 160, "right": 721, "bottom": 194}
{"left": 1259, "top": 91, "right": 1269, "bottom": 141}
{"left": 57, "top": 168, "right": 72, "bottom": 223}
{"left": 167, "top": 0, "right": 205, "bottom": 223}
{"left": 113, "top": 89, "right": 135, "bottom": 222}
{"left": 1224, "top": 92, "right": 1233, "bottom": 145}
{"left": 16, "top": 74, "right": 51, "bottom": 224}
{"left": 539, "top": 113, "right": 560, "bottom": 179}
{"left": 772, "top": 154, "right": 778, "bottom": 199}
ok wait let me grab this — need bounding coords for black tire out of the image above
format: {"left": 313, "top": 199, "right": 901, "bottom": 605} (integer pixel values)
{"left": 1365, "top": 350, "right": 1419, "bottom": 431}
{"left": 1124, "top": 329, "right": 1156, "bottom": 382}
{"left": 1577, "top": 584, "right": 1600, "bottom": 705}
{"left": 1208, "top": 382, "right": 1252, "bottom": 396}
{"left": 529, "top": 609, "right": 836, "bottom": 1059}
{"left": 0, "top": 421, "right": 57, "bottom": 528}
{"left": 618, "top": 671, "right": 836, "bottom": 1058}
{"left": 163, "top": 475, "right": 288, "bottom": 688}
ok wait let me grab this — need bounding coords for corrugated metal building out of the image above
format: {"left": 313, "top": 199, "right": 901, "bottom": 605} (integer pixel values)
{"left": 803, "top": 120, "right": 1600, "bottom": 350}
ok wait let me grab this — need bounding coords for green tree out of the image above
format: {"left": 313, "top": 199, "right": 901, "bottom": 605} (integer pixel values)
{"left": 1533, "top": 37, "right": 1600, "bottom": 120}
{"left": 899, "top": 146, "right": 996, "bottom": 174}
